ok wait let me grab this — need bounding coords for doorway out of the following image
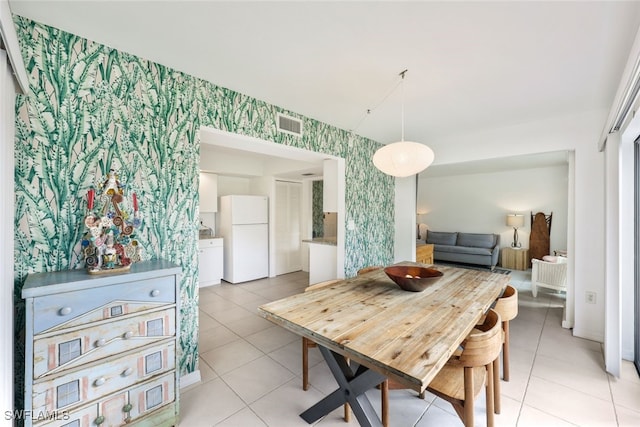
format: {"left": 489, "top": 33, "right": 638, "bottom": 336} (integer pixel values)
{"left": 198, "top": 126, "right": 346, "bottom": 280}
{"left": 275, "top": 180, "right": 302, "bottom": 275}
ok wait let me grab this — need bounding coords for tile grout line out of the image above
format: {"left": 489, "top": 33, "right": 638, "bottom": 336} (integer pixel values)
{"left": 199, "top": 271, "right": 626, "bottom": 426}
{"left": 514, "top": 291, "right": 550, "bottom": 426}
{"left": 212, "top": 275, "right": 309, "bottom": 427}
{"left": 605, "top": 345, "right": 621, "bottom": 426}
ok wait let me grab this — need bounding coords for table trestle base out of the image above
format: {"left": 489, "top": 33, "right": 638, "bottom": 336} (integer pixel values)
{"left": 300, "top": 346, "right": 386, "bottom": 427}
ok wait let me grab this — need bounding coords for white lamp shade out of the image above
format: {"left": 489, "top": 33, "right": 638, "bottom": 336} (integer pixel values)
{"left": 373, "top": 141, "right": 435, "bottom": 177}
{"left": 506, "top": 214, "right": 525, "bottom": 227}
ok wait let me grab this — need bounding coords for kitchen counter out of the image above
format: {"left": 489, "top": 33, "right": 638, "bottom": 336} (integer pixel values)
{"left": 303, "top": 237, "right": 337, "bottom": 246}
{"left": 305, "top": 239, "right": 337, "bottom": 284}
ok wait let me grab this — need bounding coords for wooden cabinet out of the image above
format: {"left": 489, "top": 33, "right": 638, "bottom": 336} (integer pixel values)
{"left": 22, "top": 260, "right": 181, "bottom": 427}
{"left": 199, "top": 172, "right": 218, "bottom": 212}
{"left": 416, "top": 244, "right": 434, "bottom": 265}
{"left": 501, "top": 247, "right": 530, "bottom": 270}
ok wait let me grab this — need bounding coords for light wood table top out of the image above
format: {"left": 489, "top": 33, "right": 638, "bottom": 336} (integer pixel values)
{"left": 259, "top": 262, "right": 508, "bottom": 393}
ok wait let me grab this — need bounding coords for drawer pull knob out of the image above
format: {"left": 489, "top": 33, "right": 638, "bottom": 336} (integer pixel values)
{"left": 122, "top": 367, "right": 133, "bottom": 377}
{"left": 95, "top": 338, "right": 107, "bottom": 347}
{"left": 150, "top": 289, "right": 160, "bottom": 297}
{"left": 94, "top": 377, "right": 106, "bottom": 387}
{"left": 123, "top": 331, "right": 134, "bottom": 339}
{"left": 94, "top": 415, "right": 105, "bottom": 425}
{"left": 123, "top": 403, "right": 133, "bottom": 412}
{"left": 58, "top": 307, "right": 72, "bottom": 316}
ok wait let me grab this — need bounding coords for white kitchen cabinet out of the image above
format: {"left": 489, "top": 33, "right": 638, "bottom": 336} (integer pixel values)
{"left": 21, "top": 260, "right": 181, "bottom": 427}
{"left": 307, "top": 241, "right": 337, "bottom": 285}
{"left": 198, "top": 238, "right": 223, "bottom": 287}
{"left": 199, "top": 172, "right": 218, "bottom": 212}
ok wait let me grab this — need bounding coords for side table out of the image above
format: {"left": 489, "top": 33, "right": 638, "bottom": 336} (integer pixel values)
{"left": 502, "top": 247, "right": 530, "bottom": 270}
{"left": 416, "top": 243, "right": 434, "bottom": 264}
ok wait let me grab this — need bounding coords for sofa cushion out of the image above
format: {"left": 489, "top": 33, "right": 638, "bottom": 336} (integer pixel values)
{"left": 435, "top": 245, "right": 493, "bottom": 256}
{"left": 426, "top": 231, "right": 458, "bottom": 246}
{"left": 456, "top": 233, "right": 496, "bottom": 249}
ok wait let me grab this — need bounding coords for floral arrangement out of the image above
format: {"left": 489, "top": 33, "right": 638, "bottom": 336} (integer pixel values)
{"left": 81, "top": 169, "right": 143, "bottom": 273}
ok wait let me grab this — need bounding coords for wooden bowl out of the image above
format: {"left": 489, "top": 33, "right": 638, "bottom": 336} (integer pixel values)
{"left": 384, "top": 266, "right": 443, "bottom": 292}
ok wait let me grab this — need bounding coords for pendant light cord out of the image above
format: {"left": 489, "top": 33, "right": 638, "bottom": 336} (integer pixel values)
{"left": 350, "top": 69, "right": 408, "bottom": 134}
{"left": 400, "top": 69, "right": 407, "bottom": 141}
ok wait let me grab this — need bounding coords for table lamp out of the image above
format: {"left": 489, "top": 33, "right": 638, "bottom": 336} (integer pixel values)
{"left": 506, "top": 214, "right": 525, "bottom": 248}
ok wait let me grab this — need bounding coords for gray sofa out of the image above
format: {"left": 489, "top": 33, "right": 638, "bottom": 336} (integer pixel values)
{"left": 426, "top": 231, "right": 500, "bottom": 269}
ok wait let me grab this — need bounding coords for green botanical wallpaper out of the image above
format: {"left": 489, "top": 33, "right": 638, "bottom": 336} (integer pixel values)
{"left": 312, "top": 180, "right": 323, "bottom": 237}
{"left": 12, "top": 16, "right": 395, "bottom": 391}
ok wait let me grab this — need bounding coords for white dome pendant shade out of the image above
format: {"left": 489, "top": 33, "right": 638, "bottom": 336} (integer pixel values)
{"left": 373, "top": 141, "right": 434, "bottom": 178}
{"left": 372, "top": 69, "right": 435, "bottom": 178}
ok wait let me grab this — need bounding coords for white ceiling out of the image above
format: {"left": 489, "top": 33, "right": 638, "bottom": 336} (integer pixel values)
{"left": 422, "top": 150, "right": 569, "bottom": 178}
{"left": 199, "top": 127, "right": 329, "bottom": 179}
{"left": 9, "top": 0, "right": 640, "bottom": 173}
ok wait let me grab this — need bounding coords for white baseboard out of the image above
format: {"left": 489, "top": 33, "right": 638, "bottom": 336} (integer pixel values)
{"left": 561, "top": 319, "right": 574, "bottom": 329}
{"left": 179, "top": 370, "right": 201, "bottom": 389}
{"left": 572, "top": 326, "right": 604, "bottom": 343}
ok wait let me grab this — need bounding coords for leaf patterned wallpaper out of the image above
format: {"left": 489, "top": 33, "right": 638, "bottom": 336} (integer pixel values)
{"left": 12, "top": 16, "right": 395, "bottom": 379}
{"left": 312, "top": 180, "right": 323, "bottom": 237}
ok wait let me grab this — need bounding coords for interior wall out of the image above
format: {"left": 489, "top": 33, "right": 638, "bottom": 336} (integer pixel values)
{"left": 418, "top": 164, "right": 569, "bottom": 254}
{"left": 301, "top": 180, "right": 312, "bottom": 272}
{"left": 617, "top": 115, "right": 638, "bottom": 362}
{"left": 426, "top": 109, "right": 606, "bottom": 342}
{"left": 394, "top": 176, "right": 418, "bottom": 263}
{"left": 312, "top": 180, "right": 323, "bottom": 237}
{"left": 1, "top": 48, "right": 15, "bottom": 424}
{"left": 13, "top": 17, "right": 394, "bottom": 387}
{"left": 217, "top": 176, "right": 253, "bottom": 197}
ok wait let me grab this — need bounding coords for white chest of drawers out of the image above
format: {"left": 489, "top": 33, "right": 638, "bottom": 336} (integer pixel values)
{"left": 22, "top": 260, "right": 181, "bottom": 427}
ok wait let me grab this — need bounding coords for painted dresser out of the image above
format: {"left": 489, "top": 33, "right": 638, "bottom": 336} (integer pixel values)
{"left": 22, "top": 260, "right": 181, "bottom": 427}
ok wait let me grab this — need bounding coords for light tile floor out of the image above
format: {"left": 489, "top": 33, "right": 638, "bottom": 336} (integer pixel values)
{"left": 179, "top": 269, "right": 640, "bottom": 426}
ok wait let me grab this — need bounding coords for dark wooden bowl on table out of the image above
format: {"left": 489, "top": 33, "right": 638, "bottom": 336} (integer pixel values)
{"left": 384, "top": 265, "right": 444, "bottom": 292}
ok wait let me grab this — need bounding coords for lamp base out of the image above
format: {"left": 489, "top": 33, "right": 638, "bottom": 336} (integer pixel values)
{"left": 511, "top": 227, "right": 522, "bottom": 248}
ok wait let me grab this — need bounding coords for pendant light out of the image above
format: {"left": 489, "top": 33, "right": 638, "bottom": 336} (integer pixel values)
{"left": 373, "top": 70, "right": 434, "bottom": 177}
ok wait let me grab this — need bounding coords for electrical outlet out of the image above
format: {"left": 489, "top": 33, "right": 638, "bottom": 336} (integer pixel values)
{"left": 585, "top": 291, "right": 597, "bottom": 304}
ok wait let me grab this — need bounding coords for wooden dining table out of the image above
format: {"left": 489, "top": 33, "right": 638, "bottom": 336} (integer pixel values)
{"left": 258, "top": 262, "right": 509, "bottom": 427}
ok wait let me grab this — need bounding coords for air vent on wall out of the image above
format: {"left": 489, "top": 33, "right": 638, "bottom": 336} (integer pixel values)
{"left": 277, "top": 113, "right": 303, "bottom": 137}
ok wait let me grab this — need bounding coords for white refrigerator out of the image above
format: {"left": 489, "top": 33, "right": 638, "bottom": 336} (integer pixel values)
{"left": 219, "top": 195, "right": 269, "bottom": 284}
